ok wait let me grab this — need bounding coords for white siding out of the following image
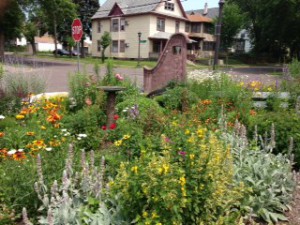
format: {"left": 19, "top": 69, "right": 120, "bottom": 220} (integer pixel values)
{"left": 154, "top": 0, "right": 185, "bottom": 18}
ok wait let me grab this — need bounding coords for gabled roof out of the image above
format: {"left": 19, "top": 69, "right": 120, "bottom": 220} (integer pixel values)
{"left": 92, "top": 0, "right": 187, "bottom": 20}
{"left": 186, "top": 7, "right": 219, "bottom": 19}
{"left": 187, "top": 15, "right": 212, "bottom": 23}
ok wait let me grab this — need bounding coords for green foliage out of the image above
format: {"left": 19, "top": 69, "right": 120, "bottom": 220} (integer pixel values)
{"left": 247, "top": 111, "right": 300, "bottom": 168}
{"left": 223, "top": 123, "right": 295, "bottom": 224}
{"left": 288, "top": 58, "right": 300, "bottom": 78}
{"left": 111, "top": 120, "right": 244, "bottom": 225}
{"left": 100, "top": 32, "right": 112, "bottom": 63}
{"left": 155, "top": 84, "right": 198, "bottom": 111}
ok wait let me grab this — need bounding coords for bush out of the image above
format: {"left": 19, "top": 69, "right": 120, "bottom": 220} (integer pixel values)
{"left": 288, "top": 58, "right": 300, "bottom": 79}
{"left": 111, "top": 120, "right": 245, "bottom": 225}
{"left": 223, "top": 122, "right": 295, "bottom": 224}
{"left": 247, "top": 111, "right": 300, "bottom": 168}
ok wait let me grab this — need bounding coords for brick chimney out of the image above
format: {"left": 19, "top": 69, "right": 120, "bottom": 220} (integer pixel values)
{"left": 203, "top": 2, "right": 208, "bottom": 15}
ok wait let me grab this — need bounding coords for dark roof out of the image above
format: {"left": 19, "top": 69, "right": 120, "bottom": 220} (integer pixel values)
{"left": 92, "top": 0, "right": 186, "bottom": 20}
{"left": 186, "top": 7, "right": 219, "bottom": 19}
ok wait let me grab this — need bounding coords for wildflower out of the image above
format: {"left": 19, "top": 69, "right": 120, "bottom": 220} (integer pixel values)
{"left": 123, "top": 134, "right": 131, "bottom": 140}
{"left": 33, "top": 140, "right": 46, "bottom": 149}
{"left": 114, "top": 140, "right": 122, "bottom": 147}
{"left": 26, "top": 132, "right": 35, "bottom": 136}
{"left": 85, "top": 98, "right": 92, "bottom": 106}
{"left": 13, "top": 151, "right": 26, "bottom": 161}
{"left": 201, "top": 99, "right": 212, "bottom": 105}
{"left": 142, "top": 211, "right": 148, "bottom": 218}
{"left": 7, "top": 149, "right": 17, "bottom": 155}
{"left": 45, "top": 147, "right": 53, "bottom": 151}
{"left": 250, "top": 110, "right": 257, "bottom": 116}
{"left": 78, "top": 134, "right": 88, "bottom": 138}
{"left": 16, "top": 114, "right": 25, "bottom": 120}
{"left": 0, "top": 132, "right": 5, "bottom": 138}
{"left": 110, "top": 123, "right": 117, "bottom": 130}
{"left": 185, "top": 129, "right": 190, "bottom": 135}
{"left": 41, "top": 126, "right": 47, "bottom": 130}
{"left": 101, "top": 125, "right": 107, "bottom": 130}
{"left": 178, "top": 151, "right": 187, "bottom": 157}
{"left": 197, "top": 128, "right": 205, "bottom": 138}
{"left": 0, "top": 115, "right": 5, "bottom": 120}
{"left": 114, "top": 115, "right": 119, "bottom": 120}
{"left": 0, "top": 148, "right": 8, "bottom": 157}
{"left": 115, "top": 73, "right": 124, "bottom": 81}
{"left": 131, "top": 166, "right": 138, "bottom": 174}
{"left": 267, "top": 87, "right": 273, "bottom": 92}
{"left": 151, "top": 212, "right": 159, "bottom": 219}
{"left": 189, "top": 154, "right": 195, "bottom": 160}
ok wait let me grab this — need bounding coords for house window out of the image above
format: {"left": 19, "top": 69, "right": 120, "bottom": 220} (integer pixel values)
{"left": 111, "top": 40, "right": 118, "bottom": 52}
{"left": 203, "top": 24, "right": 213, "bottom": 34}
{"left": 173, "top": 46, "right": 181, "bottom": 54}
{"left": 203, "top": 41, "right": 215, "bottom": 51}
{"left": 175, "top": 21, "right": 180, "bottom": 33}
{"left": 165, "top": 2, "right": 174, "bottom": 11}
{"left": 97, "top": 40, "right": 101, "bottom": 52}
{"left": 185, "top": 23, "right": 190, "bottom": 32}
{"left": 120, "top": 18, "right": 125, "bottom": 31}
{"left": 120, "top": 40, "right": 125, "bottom": 52}
{"left": 191, "top": 24, "right": 201, "bottom": 33}
{"left": 157, "top": 18, "right": 165, "bottom": 32}
{"left": 111, "top": 19, "right": 119, "bottom": 32}
{"left": 97, "top": 21, "right": 101, "bottom": 33}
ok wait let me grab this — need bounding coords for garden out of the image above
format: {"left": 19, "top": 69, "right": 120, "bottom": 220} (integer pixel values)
{"left": 0, "top": 58, "right": 300, "bottom": 225}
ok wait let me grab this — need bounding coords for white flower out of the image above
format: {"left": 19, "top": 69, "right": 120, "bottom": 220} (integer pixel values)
{"left": 78, "top": 134, "right": 87, "bottom": 138}
{"left": 0, "top": 115, "right": 5, "bottom": 120}
{"left": 45, "top": 147, "right": 53, "bottom": 151}
{"left": 61, "top": 129, "right": 67, "bottom": 132}
{"left": 64, "top": 132, "right": 71, "bottom": 136}
{"left": 18, "top": 149, "right": 24, "bottom": 152}
{"left": 77, "top": 137, "right": 82, "bottom": 140}
{"left": 7, "top": 149, "right": 17, "bottom": 155}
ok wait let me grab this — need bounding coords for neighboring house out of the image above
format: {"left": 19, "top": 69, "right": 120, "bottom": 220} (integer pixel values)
{"left": 34, "top": 35, "right": 62, "bottom": 52}
{"left": 186, "top": 3, "right": 252, "bottom": 53}
{"left": 91, "top": 0, "right": 215, "bottom": 59}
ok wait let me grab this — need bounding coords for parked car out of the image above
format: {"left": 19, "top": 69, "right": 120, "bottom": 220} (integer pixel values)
{"left": 53, "top": 49, "right": 70, "bottom": 56}
{"left": 71, "top": 50, "right": 80, "bottom": 56}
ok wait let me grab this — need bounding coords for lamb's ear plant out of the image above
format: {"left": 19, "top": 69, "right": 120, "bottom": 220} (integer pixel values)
{"left": 24, "top": 144, "right": 126, "bottom": 225}
{"left": 222, "top": 120, "right": 295, "bottom": 224}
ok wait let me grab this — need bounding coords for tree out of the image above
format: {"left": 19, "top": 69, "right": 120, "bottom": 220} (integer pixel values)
{"left": 219, "top": 3, "right": 246, "bottom": 51}
{"left": 72, "top": 0, "right": 99, "bottom": 58}
{"left": 0, "top": 0, "right": 24, "bottom": 61}
{"left": 228, "top": 0, "right": 300, "bottom": 59}
{"left": 100, "top": 31, "right": 112, "bottom": 63}
{"left": 39, "top": 0, "right": 77, "bottom": 57}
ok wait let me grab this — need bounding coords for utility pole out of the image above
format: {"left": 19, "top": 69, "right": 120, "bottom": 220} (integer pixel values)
{"left": 213, "top": 0, "right": 225, "bottom": 70}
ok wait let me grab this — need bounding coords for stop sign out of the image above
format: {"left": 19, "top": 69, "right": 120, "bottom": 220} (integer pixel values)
{"left": 72, "top": 19, "right": 83, "bottom": 42}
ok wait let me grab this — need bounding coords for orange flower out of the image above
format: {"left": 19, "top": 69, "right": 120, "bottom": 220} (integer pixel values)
{"left": 49, "top": 140, "right": 61, "bottom": 147}
{"left": 13, "top": 152, "right": 26, "bottom": 161}
{"left": 33, "top": 140, "right": 46, "bottom": 149}
{"left": 250, "top": 110, "right": 257, "bottom": 116}
{"left": 26, "top": 132, "right": 35, "bottom": 136}
{"left": 0, "top": 148, "right": 8, "bottom": 158}
{"left": 201, "top": 99, "right": 212, "bottom": 105}
{"left": 0, "top": 132, "right": 5, "bottom": 138}
{"left": 47, "top": 110, "right": 62, "bottom": 124}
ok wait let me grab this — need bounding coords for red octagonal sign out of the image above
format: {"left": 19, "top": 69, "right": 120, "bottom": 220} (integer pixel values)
{"left": 72, "top": 18, "right": 83, "bottom": 42}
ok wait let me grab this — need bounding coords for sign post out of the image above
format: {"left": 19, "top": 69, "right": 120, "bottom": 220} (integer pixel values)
{"left": 72, "top": 18, "right": 83, "bottom": 73}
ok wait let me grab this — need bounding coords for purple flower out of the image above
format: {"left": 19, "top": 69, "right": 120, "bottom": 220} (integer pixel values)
{"left": 178, "top": 151, "right": 187, "bottom": 157}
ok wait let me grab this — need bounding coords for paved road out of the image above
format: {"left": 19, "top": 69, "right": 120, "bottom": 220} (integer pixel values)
{"left": 3, "top": 55, "right": 284, "bottom": 93}
{"left": 3, "top": 55, "right": 143, "bottom": 92}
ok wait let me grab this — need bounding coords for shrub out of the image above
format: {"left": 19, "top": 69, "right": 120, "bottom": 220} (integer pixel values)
{"left": 247, "top": 111, "right": 300, "bottom": 168}
{"left": 222, "top": 122, "right": 295, "bottom": 224}
{"left": 111, "top": 121, "right": 245, "bottom": 225}
{"left": 288, "top": 58, "right": 300, "bottom": 79}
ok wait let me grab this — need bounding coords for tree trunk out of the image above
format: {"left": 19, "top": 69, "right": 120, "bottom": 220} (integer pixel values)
{"left": 30, "top": 40, "right": 36, "bottom": 55}
{"left": 80, "top": 38, "right": 85, "bottom": 58}
{"left": 0, "top": 0, "right": 12, "bottom": 18}
{"left": 101, "top": 48, "right": 105, "bottom": 63}
{"left": 0, "top": 30, "right": 5, "bottom": 62}
{"left": 53, "top": 17, "right": 58, "bottom": 57}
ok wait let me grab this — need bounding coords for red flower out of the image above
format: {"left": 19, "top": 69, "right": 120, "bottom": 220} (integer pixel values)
{"left": 110, "top": 123, "right": 117, "bottom": 130}
{"left": 114, "top": 115, "right": 119, "bottom": 120}
{"left": 102, "top": 125, "right": 107, "bottom": 130}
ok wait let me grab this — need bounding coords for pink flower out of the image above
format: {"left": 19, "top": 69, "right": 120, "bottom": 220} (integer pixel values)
{"left": 101, "top": 125, "right": 107, "bottom": 130}
{"left": 178, "top": 151, "right": 187, "bottom": 157}
{"left": 85, "top": 98, "right": 92, "bottom": 106}
{"left": 115, "top": 73, "right": 124, "bottom": 81}
{"left": 114, "top": 115, "right": 119, "bottom": 120}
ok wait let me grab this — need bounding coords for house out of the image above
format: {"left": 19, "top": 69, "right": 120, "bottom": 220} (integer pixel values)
{"left": 186, "top": 3, "right": 252, "bottom": 53}
{"left": 91, "top": 0, "right": 215, "bottom": 59}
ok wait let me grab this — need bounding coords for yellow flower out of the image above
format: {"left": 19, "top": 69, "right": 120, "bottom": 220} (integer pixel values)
{"left": 142, "top": 211, "right": 148, "bottom": 218}
{"left": 114, "top": 140, "right": 123, "bottom": 147}
{"left": 197, "top": 128, "right": 205, "bottom": 138}
{"left": 189, "top": 154, "right": 195, "bottom": 160}
{"left": 187, "top": 135, "right": 195, "bottom": 143}
{"left": 123, "top": 134, "right": 131, "bottom": 140}
{"left": 184, "top": 129, "right": 190, "bottom": 135}
{"left": 41, "top": 126, "right": 47, "bottom": 130}
{"left": 162, "top": 164, "right": 170, "bottom": 174}
{"left": 151, "top": 212, "right": 159, "bottom": 219}
{"left": 26, "top": 132, "right": 35, "bottom": 136}
{"left": 267, "top": 87, "right": 273, "bottom": 92}
{"left": 239, "top": 81, "right": 244, "bottom": 87}
{"left": 156, "top": 223, "right": 162, "bottom": 225}
{"left": 179, "top": 176, "right": 186, "bottom": 186}
{"left": 131, "top": 166, "right": 138, "bottom": 174}
{"left": 16, "top": 114, "right": 25, "bottom": 120}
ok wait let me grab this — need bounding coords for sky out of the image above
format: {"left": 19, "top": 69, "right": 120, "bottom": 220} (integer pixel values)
{"left": 181, "top": 0, "right": 220, "bottom": 11}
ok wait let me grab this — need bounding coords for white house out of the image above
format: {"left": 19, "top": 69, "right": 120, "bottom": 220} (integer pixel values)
{"left": 91, "top": 0, "right": 215, "bottom": 59}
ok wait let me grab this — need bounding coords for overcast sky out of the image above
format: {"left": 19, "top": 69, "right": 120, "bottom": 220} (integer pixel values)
{"left": 181, "top": 0, "right": 219, "bottom": 11}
